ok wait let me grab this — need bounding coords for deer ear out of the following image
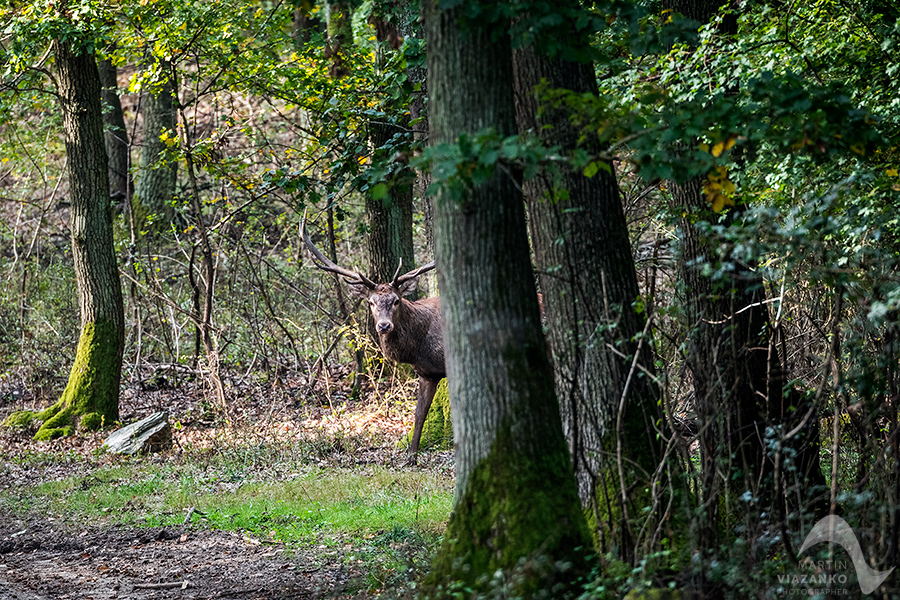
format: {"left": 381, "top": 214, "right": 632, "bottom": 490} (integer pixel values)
{"left": 396, "top": 277, "right": 419, "bottom": 297}
{"left": 347, "top": 282, "right": 370, "bottom": 298}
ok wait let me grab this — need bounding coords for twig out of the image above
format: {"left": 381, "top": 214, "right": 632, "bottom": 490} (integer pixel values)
{"left": 703, "top": 295, "right": 784, "bottom": 325}
{"left": 133, "top": 581, "right": 193, "bottom": 590}
{"left": 614, "top": 313, "right": 655, "bottom": 548}
{"left": 184, "top": 506, "right": 206, "bottom": 524}
{"left": 305, "top": 328, "right": 346, "bottom": 395}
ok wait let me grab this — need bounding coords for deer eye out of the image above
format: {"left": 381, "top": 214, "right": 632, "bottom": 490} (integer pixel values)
{"left": 393, "top": 298, "right": 400, "bottom": 306}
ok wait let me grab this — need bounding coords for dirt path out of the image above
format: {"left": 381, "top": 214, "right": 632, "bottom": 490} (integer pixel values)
{"left": 0, "top": 512, "right": 362, "bottom": 600}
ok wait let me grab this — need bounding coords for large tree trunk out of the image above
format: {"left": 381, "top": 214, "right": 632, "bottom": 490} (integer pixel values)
{"left": 135, "top": 60, "right": 177, "bottom": 230}
{"left": 512, "top": 38, "right": 666, "bottom": 558}
{"left": 666, "top": 0, "right": 826, "bottom": 552}
{"left": 424, "top": 3, "right": 592, "bottom": 595}
{"left": 32, "top": 40, "right": 125, "bottom": 440}
{"left": 97, "top": 54, "right": 130, "bottom": 205}
{"left": 665, "top": 0, "right": 771, "bottom": 553}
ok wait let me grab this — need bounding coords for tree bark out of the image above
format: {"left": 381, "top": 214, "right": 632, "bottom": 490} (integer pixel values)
{"left": 97, "top": 54, "right": 130, "bottom": 205}
{"left": 135, "top": 60, "right": 177, "bottom": 230}
{"left": 512, "top": 37, "right": 665, "bottom": 558}
{"left": 365, "top": 119, "right": 415, "bottom": 284}
{"left": 30, "top": 39, "right": 125, "bottom": 440}
{"left": 424, "top": 3, "right": 592, "bottom": 594}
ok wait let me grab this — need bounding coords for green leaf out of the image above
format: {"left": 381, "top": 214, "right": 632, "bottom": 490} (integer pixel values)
{"left": 370, "top": 183, "right": 389, "bottom": 201}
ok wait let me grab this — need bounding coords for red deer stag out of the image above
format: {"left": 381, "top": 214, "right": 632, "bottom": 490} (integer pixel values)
{"left": 301, "top": 222, "right": 443, "bottom": 465}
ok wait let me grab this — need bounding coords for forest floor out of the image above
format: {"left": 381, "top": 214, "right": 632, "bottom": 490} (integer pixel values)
{"left": 0, "top": 364, "right": 453, "bottom": 600}
{"left": 0, "top": 512, "right": 344, "bottom": 600}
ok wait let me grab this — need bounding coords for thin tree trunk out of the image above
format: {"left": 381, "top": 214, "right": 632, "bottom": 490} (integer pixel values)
{"left": 400, "top": 9, "right": 436, "bottom": 296}
{"left": 97, "top": 54, "right": 130, "bottom": 205}
{"left": 424, "top": 3, "right": 592, "bottom": 594}
{"left": 366, "top": 119, "right": 415, "bottom": 284}
{"left": 179, "top": 99, "right": 225, "bottom": 411}
{"left": 135, "top": 59, "right": 177, "bottom": 230}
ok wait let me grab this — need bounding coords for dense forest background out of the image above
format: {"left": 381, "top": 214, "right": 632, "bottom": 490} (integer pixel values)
{"left": 1, "top": 0, "right": 899, "bottom": 598}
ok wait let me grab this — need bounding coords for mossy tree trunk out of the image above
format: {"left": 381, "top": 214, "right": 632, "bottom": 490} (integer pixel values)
{"left": 135, "top": 59, "right": 177, "bottom": 230}
{"left": 32, "top": 39, "right": 125, "bottom": 440}
{"left": 512, "top": 30, "right": 667, "bottom": 560}
{"left": 424, "top": 3, "right": 592, "bottom": 595}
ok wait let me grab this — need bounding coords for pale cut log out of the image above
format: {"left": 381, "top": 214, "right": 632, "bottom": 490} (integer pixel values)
{"left": 102, "top": 411, "right": 172, "bottom": 455}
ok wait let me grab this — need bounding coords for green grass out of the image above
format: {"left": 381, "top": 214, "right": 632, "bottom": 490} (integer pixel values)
{"left": 3, "top": 460, "right": 452, "bottom": 546}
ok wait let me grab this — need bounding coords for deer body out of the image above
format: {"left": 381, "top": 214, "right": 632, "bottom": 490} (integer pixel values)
{"left": 302, "top": 223, "right": 444, "bottom": 464}
{"left": 370, "top": 291, "right": 445, "bottom": 463}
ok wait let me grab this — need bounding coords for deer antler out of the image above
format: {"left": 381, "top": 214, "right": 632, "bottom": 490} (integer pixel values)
{"left": 300, "top": 218, "right": 377, "bottom": 289}
{"left": 392, "top": 259, "right": 437, "bottom": 288}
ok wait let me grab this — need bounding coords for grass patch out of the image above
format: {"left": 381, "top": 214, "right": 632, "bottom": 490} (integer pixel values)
{"left": 0, "top": 423, "right": 455, "bottom": 595}
{"left": 3, "top": 460, "right": 452, "bottom": 544}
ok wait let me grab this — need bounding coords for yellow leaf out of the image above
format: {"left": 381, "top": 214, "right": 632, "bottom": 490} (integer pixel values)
{"left": 699, "top": 143, "right": 710, "bottom": 153}
{"left": 851, "top": 144, "right": 866, "bottom": 156}
{"left": 711, "top": 141, "right": 725, "bottom": 157}
{"left": 886, "top": 168, "right": 898, "bottom": 177}
{"left": 724, "top": 136, "right": 737, "bottom": 151}
{"left": 711, "top": 194, "right": 726, "bottom": 213}
{"left": 723, "top": 180, "right": 736, "bottom": 196}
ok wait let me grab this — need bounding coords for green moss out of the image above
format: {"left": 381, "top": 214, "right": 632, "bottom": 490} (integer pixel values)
{"left": 3, "top": 410, "right": 36, "bottom": 431}
{"left": 80, "top": 412, "right": 103, "bottom": 431}
{"left": 3, "top": 397, "right": 66, "bottom": 434}
{"left": 403, "top": 379, "right": 452, "bottom": 451}
{"left": 34, "top": 424, "right": 72, "bottom": 441}
{"left": 424, "top": 419, "right": 594, "bottom": 598}
{"left": 33, "top": 320, "right": 121, "bottom": 440}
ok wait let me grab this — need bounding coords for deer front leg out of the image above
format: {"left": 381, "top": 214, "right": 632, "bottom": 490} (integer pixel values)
{"left": 406, "top": 377, "right": 438, "bottom": 466}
